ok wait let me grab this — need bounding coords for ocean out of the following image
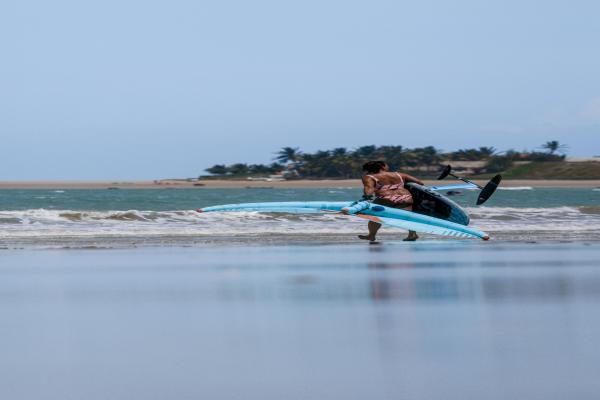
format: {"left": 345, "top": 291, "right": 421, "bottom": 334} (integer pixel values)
{"left": 1, "top": 187, "right": 599, "bottom": 248}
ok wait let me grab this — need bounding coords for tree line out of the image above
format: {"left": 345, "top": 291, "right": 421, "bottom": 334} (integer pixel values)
{"left": 203, "top": 141, "right": 566, "bottom": 178}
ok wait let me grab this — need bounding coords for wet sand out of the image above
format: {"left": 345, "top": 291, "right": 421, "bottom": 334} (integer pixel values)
{"left": 1, "top": 179, "right": 599, "bottom": 189}
{"left": 1, "top": 243, "right": 600, "bottom": 399}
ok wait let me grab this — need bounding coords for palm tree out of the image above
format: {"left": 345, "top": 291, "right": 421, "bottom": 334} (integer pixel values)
{"left": 205, "top": 164, "right": 228, "bottom": 175}
{"left": 374, "top": 146, "right": 404, "bottom": 168}
{"left": 354, "top": 145, "right": 377, "bottom": 158}
{"left": 269, "top": 162, "right": 284, "bottom": 173}
{"left": 541, "top": 141, "right": 568, "bottom": 155}
{"left": 275, "top": 147, "right": 302, "bottom": 163}
{"left": 331, "top": 147, "right": 348, "bottom": 157}
{"left": 448, "top": 147, "right": 496, "bottom": 160}
{"left": 478, "top": 146, "right": 497, "bottom": 158}
{"left": 413, "top": 146, "right": 440, "bottom": 165}
{"left": 227, "top": 163, "right": 249, "bottom": 175}
{"left": 248, "top": 164, "right": 271, "bottom": 174}
{"left": 330, "top": 148, "right": 354, "bottom": 178}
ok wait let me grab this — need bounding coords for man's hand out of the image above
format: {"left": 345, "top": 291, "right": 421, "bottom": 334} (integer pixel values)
{"left": 342, "top": 201, "right": 371, "bottom": 215}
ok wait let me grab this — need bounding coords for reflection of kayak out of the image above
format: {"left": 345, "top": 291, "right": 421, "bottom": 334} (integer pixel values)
{"left": 198, "top": 200, "right": 489, "bottom": 240}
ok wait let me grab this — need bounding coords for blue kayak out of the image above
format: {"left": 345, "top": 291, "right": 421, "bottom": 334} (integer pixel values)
{"left": 198, "top": 201, "right": 489, "bottom": 240}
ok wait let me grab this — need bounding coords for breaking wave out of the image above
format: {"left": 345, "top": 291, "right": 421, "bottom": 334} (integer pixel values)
{"left": 498, "top": 186, "right": 533, "bottom": 191}
{"left": 466, "top": 206, "right": 600, "bottom": 232}
{"left": 0, "top": 209, "right": 363, "bottom": 239}
{"left": 1, "top": 206, "right": 600, "bottom": 244}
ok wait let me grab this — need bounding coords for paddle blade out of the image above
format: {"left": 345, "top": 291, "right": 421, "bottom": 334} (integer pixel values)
{"left": 476, "top": 174, "right": 502, "bottom": 205}
{"left": 437, "top": 165, "right": 452, "bottom": 180}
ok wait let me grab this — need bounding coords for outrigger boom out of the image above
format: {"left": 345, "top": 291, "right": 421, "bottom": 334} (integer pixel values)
{"left": 437, "top": 165, "right": 502, "bottom": 205}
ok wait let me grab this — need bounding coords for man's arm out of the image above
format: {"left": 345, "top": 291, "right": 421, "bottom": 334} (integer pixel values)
{"left": 342, "top": 176, "right": 376, "bottom": 214}
{"left": 401, "top": 173, "right": 424, "bottom": 186}
{"left": 362, "top": 175, "right": 376, "bottom": 196}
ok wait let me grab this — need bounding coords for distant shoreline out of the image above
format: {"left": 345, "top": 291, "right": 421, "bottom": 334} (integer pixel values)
{"left": 1, "top": 179, "right": 599, "bottom": 189}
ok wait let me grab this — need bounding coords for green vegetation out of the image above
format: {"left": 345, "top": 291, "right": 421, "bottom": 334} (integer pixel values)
{"left": 541, "top": 140, "right": 568, "bottom": 155}
{"left": 205, "top": 162, "right": 284, "bottom": 177}
{"left": 201, "top": 141, "right": 596, "bottom": 179}
{"left": 501, "top": 162, "right": 600, "bottom": 180}
{"left": 484, "top": 156, "right": 514, "bottom": 173}
{"left": 275, "top": 147, "right": 302, "bottom": 163}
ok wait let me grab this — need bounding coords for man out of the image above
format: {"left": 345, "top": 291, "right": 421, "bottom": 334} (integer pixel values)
{"left": 351, "top": 160, "right": 424, "bottom": 242}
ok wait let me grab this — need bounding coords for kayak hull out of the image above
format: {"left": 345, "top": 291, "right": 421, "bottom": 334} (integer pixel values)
{"left": 198, "top": 201, "right": 489, "bottom": 240}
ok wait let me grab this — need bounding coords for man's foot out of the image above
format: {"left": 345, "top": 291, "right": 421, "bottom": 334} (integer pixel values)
{"left": 358, "top": 234, "right": 376, "bottom": 242}
{"left": 403, "top": 232, "right": 419, "bottom": 241}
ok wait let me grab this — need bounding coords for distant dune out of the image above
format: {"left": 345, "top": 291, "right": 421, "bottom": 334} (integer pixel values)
{"left": 500, "top": 162, "right": 600, "bottom": 180}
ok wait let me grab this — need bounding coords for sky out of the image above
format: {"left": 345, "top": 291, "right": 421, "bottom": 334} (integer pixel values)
{"left": 1, "top": 0, "right": 599, "bottom": 180}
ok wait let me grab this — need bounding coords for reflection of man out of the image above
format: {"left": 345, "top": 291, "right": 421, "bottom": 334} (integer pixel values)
{"left": 357, "top": 161, "right": 423, "bottom": 242}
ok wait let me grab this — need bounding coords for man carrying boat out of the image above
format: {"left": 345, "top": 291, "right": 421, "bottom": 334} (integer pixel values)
{"left": 344, "top": 161, "right": 424, "bottom": 242}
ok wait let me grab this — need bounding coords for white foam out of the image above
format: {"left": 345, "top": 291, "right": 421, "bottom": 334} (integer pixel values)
{"left": 467, "top": 206, "right": 600, "bottom": 232}
{"left": 498, "top": 186, "right": 533, "bottom": 190}
{"left": 0, "top": 209, "right": 365, "bottom": 239}
{"left": 1, "top": 206, "right": 599, "bottom": 240}
{"left": 466, "top": 206, "right": 582, "bottom": 217}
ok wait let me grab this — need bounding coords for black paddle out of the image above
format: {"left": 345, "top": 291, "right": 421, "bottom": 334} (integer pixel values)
{"left": 437, "top": 165, "right": 502, "bottom": 205}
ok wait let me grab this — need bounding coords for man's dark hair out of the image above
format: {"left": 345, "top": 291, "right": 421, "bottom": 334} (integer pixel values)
{"left": 362, "top": 160, "right": 386, "bottom": 174}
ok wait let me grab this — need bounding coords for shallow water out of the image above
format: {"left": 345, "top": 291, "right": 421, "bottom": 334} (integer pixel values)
{"left": 1, "top": 187, "right": 599, "bottom": 248}
{"left": 1, "top": 243, "right": 600, "bottom": 399}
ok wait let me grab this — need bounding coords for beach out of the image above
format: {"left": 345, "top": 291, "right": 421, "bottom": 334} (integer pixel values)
{"left": 2, "top": 243, "right": 600, "bottom": 400}
{"left": 1, "top": 179, "right": 600, "bottom": 189}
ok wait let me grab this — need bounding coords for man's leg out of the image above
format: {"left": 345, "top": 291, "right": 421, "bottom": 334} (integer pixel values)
{"left": 403, "top": 230, "right": 419, "bottom": 241}
{"left": 403, "top": 203, "right": 419, "bottom": 241}
{"left": 359, "top": 221, "right": 381, "bottom": 242}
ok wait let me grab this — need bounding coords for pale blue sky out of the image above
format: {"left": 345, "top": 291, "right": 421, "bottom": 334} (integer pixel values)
{"left": 2, "top": 0, "right": 599, "bottom": 179}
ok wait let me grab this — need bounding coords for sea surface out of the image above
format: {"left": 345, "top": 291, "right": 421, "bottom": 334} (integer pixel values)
{"left": 1, "top": 187, "right": 599, "bottom": 248}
